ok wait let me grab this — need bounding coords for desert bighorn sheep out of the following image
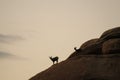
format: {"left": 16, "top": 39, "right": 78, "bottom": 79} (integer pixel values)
{"left": 74, "top": 47, "right": 81, "bottom": 52}
{"left": 49, "top": 56, "right": 59, "bottom": 64}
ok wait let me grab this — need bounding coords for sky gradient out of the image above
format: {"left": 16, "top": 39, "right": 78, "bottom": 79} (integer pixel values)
{"left": 0, "top": 0, "right": 120, "bottom": 80}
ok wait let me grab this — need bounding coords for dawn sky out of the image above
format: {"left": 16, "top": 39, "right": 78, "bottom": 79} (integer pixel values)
{"left": 0, "top": 0, "right": 120, "bottom": 80}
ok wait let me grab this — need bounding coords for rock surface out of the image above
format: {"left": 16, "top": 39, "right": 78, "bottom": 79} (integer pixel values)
{"left": 80, "top": 38, "right": 98, "bottom": 50}
{"left": 102, "top": 39, "right": 120, "bottom": 54}
{"left": 99, "top": 27, "right": 120, "bottom": 42}
{"left": 30, "top": 55, "right": 120, "bottom": 80}
{"left": 29, "top": 27, "right": 120, "bottom": 80}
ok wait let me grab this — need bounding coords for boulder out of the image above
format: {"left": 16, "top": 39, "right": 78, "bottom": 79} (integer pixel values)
{"left": 67, "top": 39, "right": 101, "bottom": 59}
{"left": 80, "top": 38, "right": 98, "bottom": 50}
{"left": 98, "top": 27, "right": 120, "bottom": 43}
{"left": 80, "top": 42, "right": 102, "bottom": 55}
{"left": 80, "top": 38, "right": 102, "bottom": 55}
{"left": 102, "top": 39, "right": 120, "bottom": 54}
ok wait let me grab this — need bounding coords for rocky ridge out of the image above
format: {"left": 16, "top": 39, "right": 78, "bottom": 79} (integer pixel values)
{"left": 30, "top": 27, "right": 120, "bottom": 80}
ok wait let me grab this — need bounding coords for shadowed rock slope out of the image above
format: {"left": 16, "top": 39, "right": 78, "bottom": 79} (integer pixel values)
{"left": 29, "top": 27, "right": 120, "bottom": 80}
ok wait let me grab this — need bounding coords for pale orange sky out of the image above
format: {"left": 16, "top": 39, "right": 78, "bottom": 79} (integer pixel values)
{"left": 0, "top": 0, "right": 120, "bottom": 80}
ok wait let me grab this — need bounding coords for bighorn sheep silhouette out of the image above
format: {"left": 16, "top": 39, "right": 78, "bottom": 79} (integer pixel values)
{"left": 74, "top": 47, "right": 81, "bottom": 52}
{"left": 49, "top": 56, "right": 59, "bottom": 64}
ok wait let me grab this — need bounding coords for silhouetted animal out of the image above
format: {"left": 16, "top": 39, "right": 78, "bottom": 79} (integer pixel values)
{"left": 49, "top": 56, "right": 59, "bottom": 64}
{"left": 74, "top": 47, "right": 81, "bottom": 52}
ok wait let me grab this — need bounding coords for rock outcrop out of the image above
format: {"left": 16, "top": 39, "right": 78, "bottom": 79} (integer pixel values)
{"left": 30, "top": 54, "right": 120, "bottom": 80}
{"left": 80, "top": 38, "right": 98, "bottom": 50}
{"left": 68, "top": 27, "right": 120, "bottom": 59}
{"left": 29, "top": 27, "right": 120, "bottom": 80}
{"left": 102, "top": 39, "right": 120, "bottom": 54}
